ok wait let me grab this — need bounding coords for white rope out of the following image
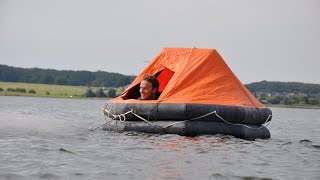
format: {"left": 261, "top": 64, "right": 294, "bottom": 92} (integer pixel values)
{"left": 163, "top": 111, "right": 272, "bottom": 130}
{"left": 102, "top": 107, "right": 133, "bottom": 120}
{"left": 102, "top": 107, "right": 161, "bottom": 128}
{"left": 130, "top": 111, "right": 157, "bottom": 126}
{"left": 102, "top": 106, "right": 272, "bottom": 130}
{"left": 213, "top": 112, "right": 272, "bottom": 130}
{"left": 89, "top": 97, "right": 126, "bottom": 131}
{"left": 162, "top": 111, "right": 217, "bottom": 128}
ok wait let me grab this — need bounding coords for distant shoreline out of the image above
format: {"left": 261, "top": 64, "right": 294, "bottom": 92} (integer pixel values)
{"left": 1, "top": 81, "right": 320, "bottom": 109}
{"left": 265, "top": 104, "right": 320, "bottom": 109}
{"left": 0, "top": 81, "right": 114, "bottom": 100}
{"left": 2, "top": 94, "right": 319, "bottom": 109}
{"left": 0, "top": 93, "right": 110, "bottom": 101}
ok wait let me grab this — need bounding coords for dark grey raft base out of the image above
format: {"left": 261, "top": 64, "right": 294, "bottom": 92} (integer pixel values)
{"left": 104, "top": 103, "right": 272, "bottom": 125}
{"left": 102, "top": 119, "right": 271, "bottom": 140}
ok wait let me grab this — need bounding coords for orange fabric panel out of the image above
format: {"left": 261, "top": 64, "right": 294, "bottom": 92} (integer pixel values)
{"left": 119, "top": 48, "right": 265, "bottom": 108}
{"left": 157, "top": 68, "right": 175, "bottom": 92}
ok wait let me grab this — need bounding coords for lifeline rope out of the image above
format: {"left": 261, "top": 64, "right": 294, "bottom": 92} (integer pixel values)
{"left": 162, "top": 111, "right": 217, "bottom": 129}
{"left": 102, "top": 107, "right": 272, "bottom": 130}
{"left": 89, "top": 97, "right": 122, "bottom": 131}
{"left": 102, "top": 107, "right": 166, "bottom": 130}
{"left": 212, "top": 112, "right": 272, "bottom": 130}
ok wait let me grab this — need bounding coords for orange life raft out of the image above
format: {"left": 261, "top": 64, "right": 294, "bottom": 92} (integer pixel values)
{"left": 103, "top": 48, "right": 272, "bottom": 139}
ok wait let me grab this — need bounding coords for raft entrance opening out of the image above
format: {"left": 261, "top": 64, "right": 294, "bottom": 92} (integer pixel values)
{"left": 123, "top": 68, "right": 175, "bottom": 99}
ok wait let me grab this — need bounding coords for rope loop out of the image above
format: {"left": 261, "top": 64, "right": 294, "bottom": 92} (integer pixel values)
{"left": 119, "top": 114, "right": 126, "bottom": 123}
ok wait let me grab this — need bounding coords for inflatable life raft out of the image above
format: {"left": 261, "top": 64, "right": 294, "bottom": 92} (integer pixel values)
{"left": 102, "top": 48, "right": 272, "bottom": 140}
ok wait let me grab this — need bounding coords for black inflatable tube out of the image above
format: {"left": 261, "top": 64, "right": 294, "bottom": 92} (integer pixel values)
{"left": 102, "top": 120, "right": 271, "bottom": 140}
{"left": 104, "top": 103, "right": 272, "bottom": 125}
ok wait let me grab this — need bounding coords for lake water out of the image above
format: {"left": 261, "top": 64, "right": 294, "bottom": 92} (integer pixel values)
{"left": 0, "top": 96, "right": 319, "bottom": 180}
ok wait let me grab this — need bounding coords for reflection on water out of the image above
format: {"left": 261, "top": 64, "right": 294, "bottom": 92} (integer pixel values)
{"left": 140, "top": 135, "right": 230, "bottom": 179}
{"left": 0, "top": 96, "right": 319, "bottom": 180}
{"left": 143, "top": 135, "right": 227, "bottom": 152}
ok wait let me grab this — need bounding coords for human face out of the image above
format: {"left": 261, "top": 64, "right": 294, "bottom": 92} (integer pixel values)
{"left": 140, "top": 80, "right": 157, "bottom": 100}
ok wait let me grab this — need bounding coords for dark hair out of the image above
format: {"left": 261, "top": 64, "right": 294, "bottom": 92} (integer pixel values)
{"left": 143, "top": 75, "right": 159, "bottom": 90}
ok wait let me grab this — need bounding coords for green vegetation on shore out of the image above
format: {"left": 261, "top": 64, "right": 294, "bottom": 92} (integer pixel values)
{"left": 0, "top": 81, "right": 120, "bottom": 99}
{"left": 0, "top": 64, "right": 135, "bottom": 87}
{"left": 245, "top": 81, "right": 320, "bottom": 94}
{"left": 245, "top": 81, "right": 320, "bottom": 108}
{"left": 265, "top": 104, "right": 320, "bottom": 109}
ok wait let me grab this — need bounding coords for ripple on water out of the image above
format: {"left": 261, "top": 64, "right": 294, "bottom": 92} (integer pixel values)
{"left": 236, "top": 176, "right": 274, "bottom": 180}
{"left": 299, "top": 139, "right": 320, "bottom": 150}
{"left": 0, "top": 173, "right": 25, "bottom": 180}
{"left": 58, "top": 148, "right": 76, "bottom": 154}
{"left": 37, "top": 173, "right": 59, "bottom": 179}
{"left": 311, "top": 145, "right": 320, "bottom": 149}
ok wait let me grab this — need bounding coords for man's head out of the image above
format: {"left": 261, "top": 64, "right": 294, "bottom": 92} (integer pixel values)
{"left": 139, "top": 75, "right": 159, "bottom": 100}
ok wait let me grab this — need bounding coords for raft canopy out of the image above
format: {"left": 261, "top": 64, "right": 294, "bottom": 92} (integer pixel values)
{"left": 121, "top": 48, "right": 264, "bottom": 108}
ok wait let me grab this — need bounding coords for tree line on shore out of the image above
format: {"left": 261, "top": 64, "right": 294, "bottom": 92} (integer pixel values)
{"left": 0, "top": 87, "right": 36, "bottom": 94}
{"left": 245, "top": 80, "right": 320, "bottom": 94}
{"left": 0, "top": 64, "right": 135, "bottom": 87}
{"left": 84, "top": 88, "right": 117, "bottom": 98}
{"left": 245, "top": 81, "right": 320, "bottom": 105}
{"left": 0, "top": 86, "right": 118, "bottom": 98}
{"left": 255, "top": 93, "right": 319, "bottom": 105}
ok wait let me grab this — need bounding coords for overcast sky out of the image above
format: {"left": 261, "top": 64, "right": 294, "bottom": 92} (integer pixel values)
{"left": 0, "top": 0, "right": 319, "bottom": 84}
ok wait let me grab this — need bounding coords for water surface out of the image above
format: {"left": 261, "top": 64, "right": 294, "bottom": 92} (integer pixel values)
{"left": 0, "top": 96, "right": 319, "bottom": 179}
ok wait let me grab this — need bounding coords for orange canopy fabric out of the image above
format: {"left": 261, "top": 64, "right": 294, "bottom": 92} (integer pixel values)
{"left": 116, "top": 48, "right": 265, "bottom": 108}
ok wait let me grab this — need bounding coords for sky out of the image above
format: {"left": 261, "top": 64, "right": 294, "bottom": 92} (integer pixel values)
{"left": 0, "top": 0, "right": 319, "bottom": 84}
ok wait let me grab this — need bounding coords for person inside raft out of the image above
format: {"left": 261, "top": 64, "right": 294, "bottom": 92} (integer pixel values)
{"left": 112, "top": 75, "right": 159, "bottom": 120}
{"left": 138, "top": 75, "right": 159, "bottom": 100}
